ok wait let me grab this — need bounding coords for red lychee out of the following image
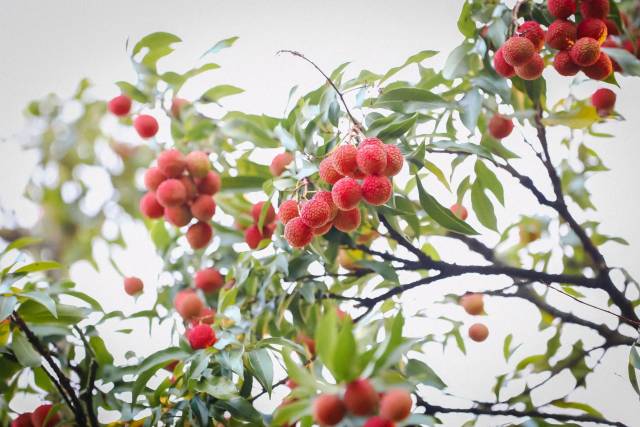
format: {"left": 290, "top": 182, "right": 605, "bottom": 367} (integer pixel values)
{"left": 577, "top": 18, "right": 608, "bottom": 44}
{"left": 488, "top": 114, "right": 514, "bottom": 139}
{"left": 383, "top": 144, "right": 404, "bottom": 176}
{"left": 344, "top": 378, "right": 380, "bottom": 416}
{"left": 502, "top": 36, "right": 536, "bottom": 67}
{"left": 144, "top": 167, "right": 167, "bottom": 191}
{"left": 124, "top": 276, "right": 143, "bottom": 296}
{"left": 580, "top": 0, "right": 610, "bottom": 19}
{"left": 493, "top": 47, "right": 516, "bottom": 78}
{"left": 11, "top": 413, "right": 33, "bottom": 427}
{"left": 313, "top": 394, "right": 346, "bottom": 426}
{"left": 450, "top": 203, "right": 468, "bottom": 220}
{"left": 180, "top": 176, "right": 198, "bottom": 200}
{"left": 379, "top": 389, "right": 413, "bottom": 422}
{"left": 515, "top": 53, "right": 545, "bottom": 80}
{"left": 157, "top": 149, "right": 186, "bottom": 178}
{"left": 583, "top": 52, "right": 613, "bottom": 80}
{"left": 156, "top": 179, "right": 187, "bottom": 207}
{"left": 133, "top": 114, "right": 159, "bottom": 139}
{"left": 108, "top": 94, "right": 132, "bottom": 116}
{"left": 174, "top": 290, "right": 204, "bottom": 320}
{"left": 195, "top": 268, "right": 224, "bottom": 293}
{"left": 591, "top": 88, "right": 616, "bottom": 116}
{"left": 460, "top": 293, "right": 484, "bottom": 315}
{"left": 197, "top": 171, "right": 222, "bottom": 195}
{"left": 193, "top": 307, "right": 216, "bottom": 325}
{"left": 245, "top": 225, "right": 267, "bottom": 249}
{"left": 30, "top": 404, "right": 61, "bottom": 427}
{"left": 361, "top": 175, "right": 392, "bottom": 206}
{"left": 165, "top": 204, "right": 193, "bottom": 227}
{"left": 191, "top": 195, "right": 216, "bottom": 222}
{"left": 332, "top": 145, "right": 358, "bottom": 176}
{"left": 284, "top": 217, "right": 313, "bottom": 248}
{"left": 314, "top": 191, "right": 338, "bottom": 220}
{"left": 469, "top": 323, "right": 489, "bottom": 342}
{"left": 356, "top": 142, "right": 388, "bottom": 175}
{"left": 300, "top": 197, "right": 331, "bottom": 228}
{"left": 319, "top": 154, "right": 344, "bottom": 185}
{"left": 547, "top": 0, "right": 576, "bottom": 18}
{"left": 251, "top": 201, "right": 276, "bottom": 225}
{"left": 545, "top": 20, "right": 577, "bottom": 50}
{"left": 333, "top": 208, "right": 361, "bottom": 232}
{"left": 604, "top": 18, "right": 619, "bottom": 36}
{"left": 170, "top": 98, "right": 190, "bottom": 119}
{"left": 186, "top": 221, "right": 213, "bottom": 250}
{"left": 139, "top": 192, "right": 165, "bottom": 218}
{"left": 269, "top": 152, "right": 294, "bottom": 176}
{"left": 331, "top": 177, "right": 362, "bottom": 211}
{"left": 185, "top": 151, "right": 211, "bottom": 178}
{"left": 187, "top": 324, "right": 217, "bottom": 349}
{"left": 363, "top": 417, "right": 395, "bottom": 427}
{"left": 277, "top": 200, "right": 300, "bottom": 225}
{"left": 570, "top": 37, "right": 601, "bottom": 66}
{"left": 313, "top": 220, "right": 334, "bottom": 236}
{"left": 517, "top": 21, "right": 545, "bottom": 51}
{"left": 553, "top": 50, "right": 581, "bottom": 76}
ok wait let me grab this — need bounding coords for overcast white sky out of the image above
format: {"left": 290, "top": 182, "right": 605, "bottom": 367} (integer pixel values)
{"left": 1, "top": 1, "right": 640, "bottom": 425}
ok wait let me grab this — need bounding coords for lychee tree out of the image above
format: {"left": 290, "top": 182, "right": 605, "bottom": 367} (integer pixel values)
{"left": 2, "top": 0, "right": 640, "bottom": 426}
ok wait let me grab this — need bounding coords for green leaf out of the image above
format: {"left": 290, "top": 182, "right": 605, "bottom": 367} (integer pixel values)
{"left": 17, "top": 292, "right": 57, "bottom": 318}
{"left": 132, "top": 347, "right": 190, "bottom": 404}
{"left": 629, "top": 344, "right": 640, "bottom": 396}
{"left": 221, "top": 176, "right": 268, "bottom": 192}
{"left": 13, "top": 261, "right": 62, "bottom": 274}
{"left": 405, "top": 359, "right": 445, "bottom": 389}
{"left": 332, "top": 321, "right": 357, "bottom": 382}
{"left": 133, "top": 32, "right": 181, "bottom": 55}
{"left": 475, "top": 160, "right": 504, "bottom": 205}
{"left": 273, "top": 399, "right": 311, "bottom": 425}
{"left": 2, "top": 237, "right": 42, "bottom": 254}
{"left": 201, "top": 36, "right": 239, "bottom": 57}
{"left": 471, "top": 179, "right": 497, "bottom": 231}
{"left": 150, "top": 221, "right": 171, "bottom": 252}
{"left": 115, "top": 81, "right": 149, "bottom": 103}
{"left": 248, "top": 349, "right": 273, "bottom": 397}
{"left": 375, "top": 88, "right": 448, "bottom": 113}
{"left": 357, "top": 260, "right": 398, "bottom": 282}
{"left": 543, "top": 105, "right": 600, "bottom": 129}
{"left": 380, "top": 50, "right": 438, "bottom": 84}
{"left": 459, "top": 88, "right": 482, "bottom": 133}
{"left": 200, "top": 85, "right": 244, "bottom": 103}
{"left": 0, "top": 296, "right": 17, "bottom": 321}
{"left": 12, "top": 330, "right": 41, "bottom": 367}
{"left": 550, "top": 400, "right": 603, "bottom": 418}
{"left": 216, "top": 397, "right": 263, "bottom": 423}
{"left": 282, "top": 351, "right": 317, "bottom": 389}
{"left": 194, "top": 376, "right": 237, "bottom": 399}
{"left": 416, "top": 177, "right": 478, "bottom": 235}
{"left": 315, "top": 310, "right": 338, "bottom": 373}
{"left": 603, "top": 47, "right": 640, "bottom": 76}
{"left": 457, "top": 1, "right": 475, "bottom": 38}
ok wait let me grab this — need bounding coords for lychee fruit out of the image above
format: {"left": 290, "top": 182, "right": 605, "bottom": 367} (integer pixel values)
{"left": 591, "top": 88, "right": 616, "bottom": 116}
{"left": 108, "top": 94, "right": 132, "bottom": 116}
{"left": 344, "top": 378, "right": 380, "bottom": 416}
{"left": 139, "top": 192, "right": 165, "bottom": 218}
{"left": 361, "top": 175, "right": 393, "bottom": 206}
{"left": 245, "top": 223, "right": 275, "bottom": 249}
{"left": 193, "top": 307, "right": 216, "bottom": 325}
{"left": 197, "top": 171, "right": 222, "bottom": 195}
{"left": 502, "top": 36, "right": 536, "bottom": 67}
{"left": 30, "top": 404, "right": 61, "bottom": 427}
{"left": 547, "top": 0, "right": 576, "bottom": 18}
{"left": 570, "top": 37, "right": 601, "bottom": 66}
{"left": 187, "top": 324, "right": 217, "bottom": 349}
{"left": 11, "top": 413, "right": 33, "bottom": 427}
{"left": 545, "top": 20, "right": 577, "bottom": 50}
{"left": 300, "top": 197, "right": 331, "bottom": 228}
{"left": 124, "top": 276, "right": 144, "bottom": 296}
{"left": 174, "top": 290, "right": 204, "bottom": 320}
{"left": 319, "top": 155, "right": 344, "bottom": 185}
{"left": 469, "top": 323, "right": 489, "bottom": 342}
{"left": 333, "top": 208, "right": 361, "bottom": 232}
{"left": 580, "top": 0, "right": 609, "bottom": 19}
{"left": 144, "top": 167, "right": 167, "bottom": 191}
{"left": 251, "top": 201, "right": 276, "bottom": 225}
{"left": 165, "top": 204, "right": 193, "bottom": 227}
{"left": 363, "top": 417, "right": 395, "bottom": 427}
{"left": 356, "top": 142, "right": 388, "bottom": 175}
{"left": 383, "top": 144, "right": 404, "bottom": 176}
{"left": 515, "top": 53, "right": 545, "bottom": 80}
{"left": 582, "top": 52, "right": 613, "bottom": 80}
{"left": 156, "top": 179, "right": 187, "bottom": 207}
{"left": 171, "top": 97, "right": 190, "bottom": 119}
{"left": 604, "top": 18, "right": 620, "bottom": 36}
{"left": 359, "top": 137, "right": 385, "bottom": 148}
{"left": 185, "top": 151, "right": 211, "bottom": 178}
{"left": 313, "top": 394, "right": 346, "bottom": 426}
{"left": 269, "top": 152, "right": 294, "bottom": 176}
{"left": 379, "top": 389, "right": 413, "bottom": 421}
{"left": 157, "top": 149, "right": 186, "bottom": 178}
{"left": 190, "top": 195, "right": 216, "bottom": 222}
{"left": 277, "top": 200, "right": 300, "bottom": 225}
{"left": 577, "top": 18, "right": 608, "bottom": 44}
{"left": 332, "top": 145, "right": 358, "bottom": 176}
{"left": 313, "top": 220, "right": 334, "bottom": 236}
{"left": 517, "top": 21, "right": 545, "bottom": 51}
{"left": 186, "top": 221, "right": 213, "bottom": 249}
{"left": 553, "top": 50, "right": 581, "bottom": 76}
{"left": 284, "top": 217, "right": 313, "bottom": 248}
{"left": 331, "top": 177, "right": 362, "bottom": 210}
{"left": 460, "top": 293, "right": 484, "bottom": 315}
{"left": 314, "top": 191, "right": 338, "bottom": 220}
{"left": 493, "top": 47, "right": 516, "bottom": 78}
{"left": 488, "top": 114, "right": 514, "bottom": 139}
{"left": 133, "top": 114, "right": 159, "bottom": 139}
{"left": 180, "top": 176, "right": 198, "bottom": 200}
{"left": 450, "top": 203, "right": 468, "bottom": 220}
{"left": 195, "top": 268, "right": 224, "bottom": 293}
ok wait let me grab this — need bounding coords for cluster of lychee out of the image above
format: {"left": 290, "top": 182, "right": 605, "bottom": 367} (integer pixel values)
{"left": 108, "top": 94, "right": 160, "bottom": 139}
{"left": 460, "top": 293, "right": 489, "bottom": 342}
{"left": 244, "top": 202, "right": 277, "bottom": 249}
{"left": 493, "top": 0, "right": 621, "bottom": 82}
{"left": 277, "top": 137, "right": 404, "bottom": 248}
{"left": 11, "top": 404, "right": 60, "bottom": 427}
{"left": 139, "top": 149, "right": 221, "bottom": 250}
{"left": 309, "top": 378, "right": 413, "bottom": 427}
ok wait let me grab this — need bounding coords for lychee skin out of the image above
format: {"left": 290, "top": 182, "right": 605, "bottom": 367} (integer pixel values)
{"left": 469, "top": 323, "right": 489, "bottom": 342}
{"left": 11, "top": 413, "right": 33, "bottom": 427}
{"left": 460, "top": 293, "right": 484, "bottom": 315}
{"left": 547, "top": 0, "right": 576, "bottom": 18}
{"left": 580, "top": 0, "right": 610, "bottom": 19}
{"left": 545, "top": 20, "right": 577, "bottom": 50}
{"left": 313, "top": 220, "right": 334, "bottom": 236}
{"left": 284, "top": 217, "right": 314, "bottom": 248}
{"left": 553, "top": 50, "right": 581, "bottom": 76}
{"left": 383, "top": 144, "right": 404, "bottom": 176}
{"left": 300, "top": 198, "right": 331, "bottom": 228}
{"left": 333, "top": 208, "right": 361, "bottom": 232}
{"left": 31, "top": 404, "right": 61, "bottom": 427}
{"left": 277, "top": 200, "right": 300, "bottom": 225}
{"left": 577, "top": 18, "right": 608, "bottom": 45}
{"left": 361, "top": 175, "right": 393, "bottom": 206}
{"left": 244, "top": 224, "right": 274, "bottom": 249}
{"left": 144, "top": 167, "right": 167, "bottom": 191}
{"left": 450, "top": 203, "right": 468, "bottom": 220}
{"left": 314, "top": 191, "right": 338, "bottom": 220}
{"left": 197, "top": 171, "right": 222, "bottom": 195}
{"left": 186, "top": 221, "right": 213, "bottom": 250}
{"left": 157, "top": 149, "right": 187, "bottom": 178}
{"left": 313, "top": 394, "right": 346, "bottom": 426}
{"left": 175, "top": 290, "right": 204, "bottom": 320}
{"left": 195, "top": 268, "right": 224, "bottom": 293}
{"left": 190, "top": 195, "right": 216, "bottom": 221}
{"left": 108, "top": 95, "right": 132, "bottom": 116}
{"left": 180, "top": 176, "right": 198, "bottom": 201}
{"left": 604, "top": 19, "right": 619, "bottom": 36}
{"left": 379, "top": 389, "right": 413, "bottom": 421}
{"left": 517, "top": 21, "right": 545, "bottom": 51}
{"left": 515, "top": 53, "right": 545, "bottom": 80}
{"left": 591, "top": 88, "right": 616, "bottom": 116}
{"left": 165, "top": 204, "right": 193, "bottom": 227}
{"left": 185, "top": 151, "right": 211, "bottom": 178}
{"left": 332, "top": 177, "right": 362, "bottom": 211}
{"left": 269, "top": 152, "right": 294, "bottom": 176}
{"left": 332, "top": 145, "right": 358, "bottom": 176}
{"left": 187, "top": 324, "right": 217, "bottom": 349}
{"left": 488, "top": 114, "right": 514, "bottom": 139}
{"left": 359, "top": 137, "right": 385, "bottom": 149}
{"left": 493, "top": 48, "right": 516, "bottom": 78}
{"left": 124, "top": 276, "right": 144, "bottom": 296}
{"left": 192, "top": 307, "right": 215, "bottom": 325}
{"left": 139, "top": 192, "right": 165, "bottom": 218}
{"left": 344, "top": 378, "right": 380, "bottom": 416}
{"left": 502, "top": 36, "right": 536, "bottom": 67}
{"left": 133, "top": 114, "right": 159, "bottom": 139}
{"left": 582, "top": 52, "right": 613, "bottom": 80}
{"left": 156, "top": 179, "right": 187, "bottom": 207}
{"left": 570, "top": 37, "right": 601, "bottom": 66}
{"left": 319, "top": 155, "right": 344, "bottom": 185}
{"left": 251, "top": 201, "right": 276, "bottom": 225}
{"left": 363, "top": 417, "right": 395, "bottom": 427}
{"left": 171, "top": 98, "right": 190, "bottom": 119}
{"left": 356, "top": 143, "right": 388, "bottom": 175}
